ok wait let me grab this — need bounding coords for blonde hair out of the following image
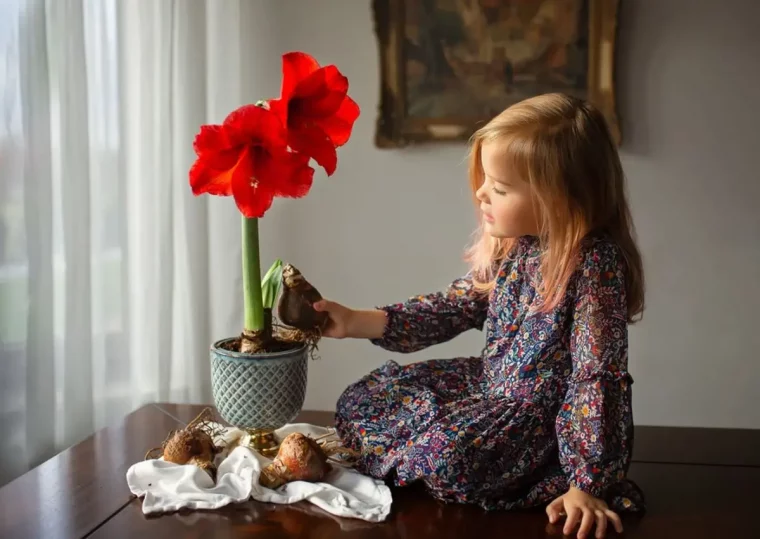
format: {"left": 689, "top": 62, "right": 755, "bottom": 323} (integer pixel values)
{"left": 465, "top": 93, "right": 645, "bottom": 322}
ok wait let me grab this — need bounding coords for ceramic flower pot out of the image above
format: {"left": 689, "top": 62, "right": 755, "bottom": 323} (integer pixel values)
{"left": 210, "top": 338, "right": 308, "bottom": 454}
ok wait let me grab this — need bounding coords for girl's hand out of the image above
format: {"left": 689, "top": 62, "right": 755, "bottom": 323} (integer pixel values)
{"left": 313, "top": 301, "right": 388, "bottom": 340}
{"left": 313, "top": 299, "right": 355, "bottom": 338}
{"left": 546, "top": 486, "right": 623, "bottom": 539}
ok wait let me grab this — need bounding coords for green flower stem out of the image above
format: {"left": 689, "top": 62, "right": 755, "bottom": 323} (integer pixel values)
{"left": 242, "top": 216, "right": 264, "bottom": 332}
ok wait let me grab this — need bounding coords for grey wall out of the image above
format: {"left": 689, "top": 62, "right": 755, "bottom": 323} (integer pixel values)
{"left": 250, "top": 0, "right": 760, "bottom": 428}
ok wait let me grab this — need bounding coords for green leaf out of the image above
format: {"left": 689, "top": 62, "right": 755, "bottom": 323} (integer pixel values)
{"left": 261, "top": 258, "right": 284, "bottom": 310}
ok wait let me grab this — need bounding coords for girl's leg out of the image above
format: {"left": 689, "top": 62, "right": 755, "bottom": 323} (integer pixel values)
{"left": 335, "top": 356, "right": 485, "bottom": 479}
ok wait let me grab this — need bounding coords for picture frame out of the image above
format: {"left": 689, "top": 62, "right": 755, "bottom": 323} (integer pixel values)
{"left": 372, "top": 0, "right": 621, "bottom": 148}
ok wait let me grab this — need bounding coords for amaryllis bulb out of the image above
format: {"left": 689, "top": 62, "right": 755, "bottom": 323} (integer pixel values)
{"left": 259, "top": 432, "right": 331, "bottom": 489}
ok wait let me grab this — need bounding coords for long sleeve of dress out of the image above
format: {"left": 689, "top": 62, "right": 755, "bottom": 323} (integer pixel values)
{"left": 369, "top": 272, "right": 490, "bottom": 353}
{"left": 555, "top": 244, "right": 635, "bottom": 498}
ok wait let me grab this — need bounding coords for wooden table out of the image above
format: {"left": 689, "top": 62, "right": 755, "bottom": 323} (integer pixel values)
{"left": 1, "top": 403, "right": 758, "bottom": 538}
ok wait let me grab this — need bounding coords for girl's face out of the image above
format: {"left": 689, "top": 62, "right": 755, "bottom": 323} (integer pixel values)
{"left": 475, "top": 142, "right": 540, "bottom": 239}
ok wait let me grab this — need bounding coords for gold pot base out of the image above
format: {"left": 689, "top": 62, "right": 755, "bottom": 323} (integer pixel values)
{"left": 247, "top": 428, "right": 279, "bottom": 458}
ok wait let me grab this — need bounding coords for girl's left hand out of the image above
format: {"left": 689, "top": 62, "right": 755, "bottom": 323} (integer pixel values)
{"left": 546, "top": 486, "right": 623, "bottom": 539}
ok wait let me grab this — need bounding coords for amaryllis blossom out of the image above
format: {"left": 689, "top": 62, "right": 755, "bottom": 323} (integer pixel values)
{"left": 189, "top": 104, "right": 314, "bottom": 218}
{"left": 268, "top": 52, "right": 360, "bottom": 176}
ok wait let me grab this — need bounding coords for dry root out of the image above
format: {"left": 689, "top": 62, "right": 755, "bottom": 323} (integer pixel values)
{"left": 274, "top": 323, "right": 323, "bottom": 361}
{"left": 320, "top": 440, "right": 361, "bottom": 467}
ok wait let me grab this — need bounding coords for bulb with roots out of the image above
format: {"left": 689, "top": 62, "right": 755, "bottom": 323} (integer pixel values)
{"left": 259, "top": 432, "right": 333, "bottom": 489}
{"left": 277, "top": 264, "right": 329, "bottom": 331}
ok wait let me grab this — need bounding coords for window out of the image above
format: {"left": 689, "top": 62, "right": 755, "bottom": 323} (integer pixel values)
{"left": 1, "top": 1, "right": 127, "bottom": 485}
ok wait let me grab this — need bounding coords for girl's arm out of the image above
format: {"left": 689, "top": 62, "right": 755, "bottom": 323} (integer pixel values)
{"left": 367, "top": 272, "right": 490, "bottom": 353}
{"left": 555, "top": 243, "right": 634, "bottom": 499}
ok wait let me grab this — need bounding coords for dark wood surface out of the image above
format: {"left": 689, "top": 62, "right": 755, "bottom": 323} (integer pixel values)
{"left": 631, "top": 424, "right": 760, "bottom": 467}
{"left": 1, "top": 403, "right": 759, "bottom": 539}
{"left": 0, "top": 405, "right": 185, "bottom": 539}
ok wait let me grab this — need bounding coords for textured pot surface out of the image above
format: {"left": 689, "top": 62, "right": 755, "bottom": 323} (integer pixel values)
{"left": 210, "top": 338, "right": 308, "bottom": 429}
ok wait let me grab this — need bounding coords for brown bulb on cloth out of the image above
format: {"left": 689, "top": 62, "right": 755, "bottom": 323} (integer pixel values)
{"left": 277, "top": 264, "right": 329, "bottom": 331}
{"left": 258, "top": 432, "right": 331, "bottom": 489}
{"left": 162, "top": 429, "right": 216, "bottom": 465}
{"left": 146, "top": 409, "right": 222, "bottom": 481}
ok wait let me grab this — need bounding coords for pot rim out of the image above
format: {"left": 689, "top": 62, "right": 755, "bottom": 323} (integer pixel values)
{"left": 210, "top": 337, "right": 308, "bottom": 362}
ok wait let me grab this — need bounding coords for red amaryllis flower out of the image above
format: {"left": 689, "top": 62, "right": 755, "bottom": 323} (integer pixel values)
{"left": 189, "top": 104, "right": 314, "bottom": 218}
{"left": 268, "top": 52, "right": 360, "bottom": 176}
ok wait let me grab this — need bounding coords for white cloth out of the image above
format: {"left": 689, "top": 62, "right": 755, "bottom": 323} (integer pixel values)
{"left": 126, "top": 423, "right": 393, "bottom": 522}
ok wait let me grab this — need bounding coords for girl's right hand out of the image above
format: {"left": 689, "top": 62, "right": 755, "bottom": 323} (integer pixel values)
{"left": 313, "top": 300, "right": 388, "bottom": 340}
{"left": 313, "top": 299, "right": 356, "bottom": 339}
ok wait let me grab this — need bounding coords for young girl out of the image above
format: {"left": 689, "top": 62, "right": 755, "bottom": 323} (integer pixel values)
{"left": 314, "top": 93, "right": 645, "bottom": 539}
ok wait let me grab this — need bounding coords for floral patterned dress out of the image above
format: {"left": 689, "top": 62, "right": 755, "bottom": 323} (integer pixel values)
{"left": 335, "top": 236, "right": 645, "bottom": 512}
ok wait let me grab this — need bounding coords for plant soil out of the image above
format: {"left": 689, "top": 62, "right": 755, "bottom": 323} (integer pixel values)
{"left": 220, "top": 324, "right": 322, "bottom": 356}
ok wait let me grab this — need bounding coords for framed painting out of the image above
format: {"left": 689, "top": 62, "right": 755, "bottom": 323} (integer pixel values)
{"left": 372, "top": 0, "right": 620, "bottom": 147}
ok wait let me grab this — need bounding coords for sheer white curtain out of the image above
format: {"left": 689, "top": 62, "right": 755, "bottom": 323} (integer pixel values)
{"left": 0, "top": 0, "right": 270, "bottom": 485}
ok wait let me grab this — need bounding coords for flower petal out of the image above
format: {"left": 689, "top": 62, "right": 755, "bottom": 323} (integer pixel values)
{"left": 314, "top": 95, "right": 360, "bottom": 146}
{"left": 229, "top": 147, "right": 273, "bottom": 218}
{"left": 280, "top": 51, "right": 321, "bottom": 101}
{"left": 267, "top": 97, "right": 288, "bottom": 128}
{"left": 292, "top": 65, "right": 348, "bottom": 118}
{"left": 193, "top": 125, "right": 227, "bottom": 154}
{"left": 189, "top": 157, "right": 233, "bottom": 196}
{"left": 288, "top": 125, "right": 337, "bottom": 176}
{"left": 266, "top": 151, "right": 315, "bottom": 199}
{"left": 194, "top": 128, "right": 243, "bottom": 172}
{"left": 223, "top": 104, "right": 287, "bottom": 149}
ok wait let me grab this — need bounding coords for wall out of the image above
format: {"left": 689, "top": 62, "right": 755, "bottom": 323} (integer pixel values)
{"left": 251, "top": 0, "right": 760, "bottom": 428}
